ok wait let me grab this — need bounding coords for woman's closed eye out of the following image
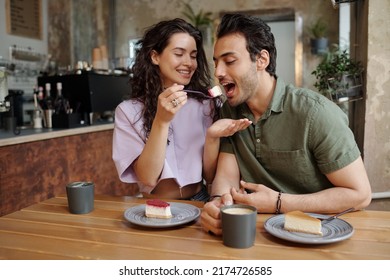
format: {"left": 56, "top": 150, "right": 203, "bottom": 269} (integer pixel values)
{"left": 174, "top": 53, "right": 196, "bottom": 59}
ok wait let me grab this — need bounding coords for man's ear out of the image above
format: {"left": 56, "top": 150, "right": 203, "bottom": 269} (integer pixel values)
{"left": 256, "top": 50, "right": 270, "bottom": 70}
{"left": 151, "top": 50, "right": 159, "bottom": 65}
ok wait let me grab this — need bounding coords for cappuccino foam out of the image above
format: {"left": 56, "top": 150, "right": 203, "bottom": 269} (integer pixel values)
{"left": 223, "top": 207, "right": 254, "bottom": 215}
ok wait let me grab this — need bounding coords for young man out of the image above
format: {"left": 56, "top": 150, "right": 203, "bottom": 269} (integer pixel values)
{"left": 200, "top": 14, "right": 371, "bottom": 235}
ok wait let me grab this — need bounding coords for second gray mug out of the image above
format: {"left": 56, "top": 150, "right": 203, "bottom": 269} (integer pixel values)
{"left": 221, "top": 204, "right": 257, "bottom": 248}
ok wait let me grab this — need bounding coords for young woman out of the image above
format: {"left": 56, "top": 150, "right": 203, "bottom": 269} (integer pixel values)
{"left": 113, "top": 18, "right": 250, "bottom": 202}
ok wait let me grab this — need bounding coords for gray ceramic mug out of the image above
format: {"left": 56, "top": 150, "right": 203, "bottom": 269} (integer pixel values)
{"left": 221, "top": 204, "right": 257, "bottom": 248}
{"left": 66, "top": 182, "right": 94, "bottom": 214}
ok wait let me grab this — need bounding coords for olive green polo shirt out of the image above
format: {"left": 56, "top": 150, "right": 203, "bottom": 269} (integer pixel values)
{"left": 220, "top": 79, "right": 360, "bottom": 194}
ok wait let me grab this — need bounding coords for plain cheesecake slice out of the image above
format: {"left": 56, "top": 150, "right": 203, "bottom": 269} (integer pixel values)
{"left": 284, "top": 210, "right": 323, "bottom": 236}
{"left": 145, "top": 199, "right": 172, "bottom": 219}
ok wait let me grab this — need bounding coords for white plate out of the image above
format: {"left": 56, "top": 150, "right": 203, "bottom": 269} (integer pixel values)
{"left": 124, "top": 202, "right": 201, "bottom": 228}
{"left": 264, "top": 213, "right": 354, "bottom": 244}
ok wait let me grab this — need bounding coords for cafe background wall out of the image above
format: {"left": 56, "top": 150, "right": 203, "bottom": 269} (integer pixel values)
{"left": 1, "top": 0, "right": 388, "bottom": 207}
{"left": 0, "top": 0, "right": 48, "bottom": 60}
{"left": 364, "top": 0, "right": 390, "bottom": 208}
{"left": 46, "top": 0, "right": 339, "bottom": 91}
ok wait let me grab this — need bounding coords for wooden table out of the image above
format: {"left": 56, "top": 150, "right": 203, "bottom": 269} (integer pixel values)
{"left": 0, "top": 195, "right": 389, "bottom": 260}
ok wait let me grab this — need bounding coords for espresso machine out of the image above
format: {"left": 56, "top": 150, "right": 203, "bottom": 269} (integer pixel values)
{"left": 0, "top": 66, "right": 21, "bottom": 134}
{"left": 37, "top": 71, "right": 131, "bottom": 127}
{"left": 0, "top": 66, "right": 10, "bottom": 113}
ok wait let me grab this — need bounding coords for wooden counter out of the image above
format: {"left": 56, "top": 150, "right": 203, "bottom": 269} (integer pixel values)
{"left": 0, "top": 124, "right": 137, "bottom": 216}
{"left": 0, "top": 123, "right": 115, "bottom": 147}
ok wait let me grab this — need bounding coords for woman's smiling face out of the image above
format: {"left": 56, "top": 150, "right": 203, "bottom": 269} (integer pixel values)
{"left": 151, "top": 32, "right": 198, "bottom": 88}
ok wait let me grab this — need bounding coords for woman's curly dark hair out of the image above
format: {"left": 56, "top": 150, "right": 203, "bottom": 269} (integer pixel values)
{"left": 129, "top": 18, "right": 220, "bottom": 139}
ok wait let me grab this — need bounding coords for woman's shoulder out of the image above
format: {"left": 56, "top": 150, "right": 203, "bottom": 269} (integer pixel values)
{"left": 117, "top": 99, "right": 143, "bottom": 110}
{"left": 115, "top": 99, "right": 143, "bottom": 119}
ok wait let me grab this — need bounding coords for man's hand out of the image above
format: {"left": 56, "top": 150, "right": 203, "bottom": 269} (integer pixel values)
{"left": 200, "top": 194, "right": 233, "bottom": 236}
{"left": 231, "top": 180, "right": 279, "bottom": 213}
{"left": 207, "top": 118, "right": 252, "bottom": 139}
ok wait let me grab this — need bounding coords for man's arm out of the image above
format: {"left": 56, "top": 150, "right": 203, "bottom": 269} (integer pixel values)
{"left": 233, "top": 156, "right": 372, "bottom": 213}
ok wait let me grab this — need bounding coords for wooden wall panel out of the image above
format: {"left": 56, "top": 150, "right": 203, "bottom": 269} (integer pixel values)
{"left": 0, "top": 129, "right": 138, "bottom": 216}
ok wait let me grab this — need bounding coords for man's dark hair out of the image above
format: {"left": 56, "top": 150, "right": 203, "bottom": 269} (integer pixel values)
{"left": 217, "top": 13, "right": 277, "bottom": 77}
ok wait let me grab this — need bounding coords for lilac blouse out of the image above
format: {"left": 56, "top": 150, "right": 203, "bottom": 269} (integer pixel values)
{"left": 112, "top": 98, "right": 214, "bottom": 194}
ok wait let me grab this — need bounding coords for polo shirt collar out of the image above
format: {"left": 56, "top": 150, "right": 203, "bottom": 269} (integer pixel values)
{"left": 239, "top": 78, "right": 286, "bottom": 120}
{"left": 269, "top": 78, "right": 285, "bottom": 114}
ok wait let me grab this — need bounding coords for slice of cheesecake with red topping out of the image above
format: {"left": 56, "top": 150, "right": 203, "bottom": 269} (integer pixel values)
{"left": 208, "top": 85, "right": 223, "bottom": 97}
{"left": 145, "top": 199, "right": 172, "bottom": 219}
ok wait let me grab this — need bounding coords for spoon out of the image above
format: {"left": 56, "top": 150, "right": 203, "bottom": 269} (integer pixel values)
{"left": 320, "top": 207, "right": 355, "bottom": 224}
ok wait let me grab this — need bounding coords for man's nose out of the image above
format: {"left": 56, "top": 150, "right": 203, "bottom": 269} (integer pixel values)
{"left": 214, "top": 63, "right": 225, "bottom": 79}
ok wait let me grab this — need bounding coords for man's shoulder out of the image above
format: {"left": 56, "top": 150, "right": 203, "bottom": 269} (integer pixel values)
{"left": 284, "top": 84, "right": 349, "bottom": 127}
{"left": 283, "top": 84, "right": 338, "bottom": 113}
{"left": 285, "top": 84, "right": 327, "bottom": 103}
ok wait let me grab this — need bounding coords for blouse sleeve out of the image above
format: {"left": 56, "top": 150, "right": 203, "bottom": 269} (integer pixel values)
{"left": 112, "top": 101, "right": 145, "bottom": 183}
